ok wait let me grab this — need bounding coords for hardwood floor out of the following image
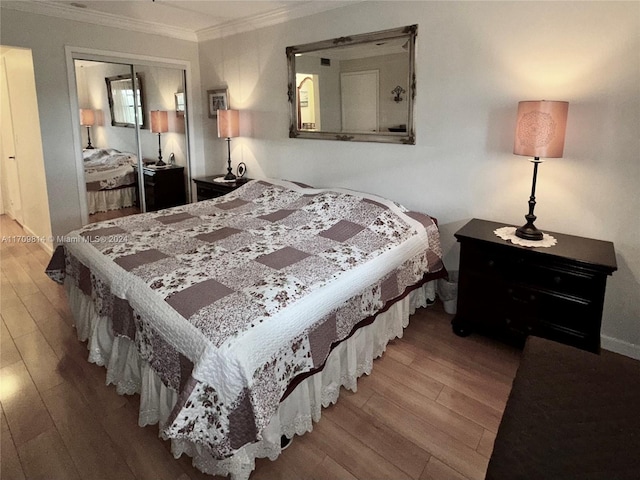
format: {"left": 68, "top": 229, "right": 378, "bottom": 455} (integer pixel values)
{"left": 88, "top": 206, "right": 140, "bottom": 224}
{"left": 0, "top": 215, "right": 521, "bottom": 480}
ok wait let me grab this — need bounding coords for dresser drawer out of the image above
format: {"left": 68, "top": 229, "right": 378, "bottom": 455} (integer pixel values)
{"left": 460, "top": 242, "right": 512, "bottom": 277}
{"left": 521, "top": 263, "right": 602, "bottom": 301}
{"left": 196, "top": 184, "right": 225, "bottom": 200}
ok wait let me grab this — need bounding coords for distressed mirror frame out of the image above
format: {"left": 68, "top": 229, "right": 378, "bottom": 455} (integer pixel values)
{"left": 287, "top": 25, "right": 417, "bottom": 145}
{"left": 105, "top": 73, "right": 147, "bottom": 129}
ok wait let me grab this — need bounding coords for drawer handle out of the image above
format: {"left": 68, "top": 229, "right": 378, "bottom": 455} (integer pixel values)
{"left": 509, "top": 290, "right": 536, "bottom": 303}
{"left": 487, "top": 260, "right": 495, "bottom": 268}
{"left": 554, "top": 276, "right": 562, "bottom": 284}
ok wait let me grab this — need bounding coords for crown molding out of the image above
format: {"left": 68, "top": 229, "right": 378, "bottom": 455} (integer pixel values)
{"left": 2, "top": 0, "right": 362, "bottom": 44}
{"left": 196, "top": 1, "right": 358, "bottom": 42}
{"left": 0, "top": 0, "right": 198, "bottom": 42}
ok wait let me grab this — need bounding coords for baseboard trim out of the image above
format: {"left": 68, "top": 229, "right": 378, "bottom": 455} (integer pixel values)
{"left": 601, "top": 335, "right": 640, "bottom": 360}
{"left": 21, "top": 224, "right": 54, "bottom": 256}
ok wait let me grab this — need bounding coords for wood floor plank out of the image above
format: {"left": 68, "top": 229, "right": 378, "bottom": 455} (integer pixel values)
{"left": 325, "top": 398, "right": 430, "bottom": 479}
{"left": 253, "top": 430, "right": 326, "bottom": 480}
{"left": 357, "top": 370, "right": 484, "bottom": 449}
{"left": 363, "top": 393, "right": 488, "bottom": 480}
{"left": 18, "top": 291, "right": 57, "bottom": 325}
{"left": 405, "top": 321, "right": 518, "bottom": 388}
{"left": 373, "top": 353, "right": 445, "bottom": 401}
{"left": 1, "top": 257, "right": 40, "bottom": 299}
{"left": 98, "top": 401, "right": 190, "bottom": 480}
{"left": 309, "top": 456, "right": 359, "bottom": 480}
{"left": 40, "top": 381, "right": 137, "bottom": 480}
{"left": 420, "top": 456, "right": 469, "bottom": 480}
{"left": 436, "top": 385, "right": 503, "bottom": 433}
{"left": 1, "top": 320, "right": 22, "bottom": 368}
{"left": 409, "top": 355, "right": 511, "bottom": 412}
{"left": 0, "top": 361, "right": 56, "bottom": 447}
{"left": 0, "top": 421, "right": 26, "bottom": 480}
{"left": 16, "top": 429, "right": 81, "bottom": 480}
{"left": 304, "top": 413, "right": 414, "bottom": 480}
{"left": 384, "top": 337, "right": 418, "bottom": 365}
{"left": 1, "top": 303, "right": 38, "bottom": 339}
{"left": 13, "top": 330, "right": 66, "bottom": 393}
{"left": 476, "top": 429, "right": 497, "bottom": 459}
{"left": 0, "top": 289, "right": 23, "bottom": 312}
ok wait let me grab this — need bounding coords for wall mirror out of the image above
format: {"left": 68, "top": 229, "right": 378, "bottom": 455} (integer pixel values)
{"left": 105, "top": 73, "right": 147, "bottom": 128}
{"left": 287, "top": 25, "right": 417, "bottom": 144}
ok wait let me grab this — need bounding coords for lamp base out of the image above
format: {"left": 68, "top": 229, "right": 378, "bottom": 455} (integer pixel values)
{"left": 515, "top": 222, "right": 544, "bottom": 241}
{"left": 155, "top": 159, "right": 166, "bottom": 166}
{"left": 223, "top": 171, "right": 237, "bottom": 181}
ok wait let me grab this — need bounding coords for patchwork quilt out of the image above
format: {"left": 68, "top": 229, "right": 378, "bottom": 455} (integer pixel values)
{"left": 83, "top": 148, "right": 137, "bottom": 191}
{"left": 47, "top": 179, "right": 443, "bottom": 459}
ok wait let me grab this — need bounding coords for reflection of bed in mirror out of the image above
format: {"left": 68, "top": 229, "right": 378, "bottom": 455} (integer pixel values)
{"left": 83, "top": 148, "right": 138, "bottom": 214}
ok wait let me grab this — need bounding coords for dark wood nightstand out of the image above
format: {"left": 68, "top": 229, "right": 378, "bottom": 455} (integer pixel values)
{"left": 192, "top": 175, "right": 249, "bottom": 201}
{"left": 135, "top": 165, "right": 186, "bottom": 212}
{"left": 452, "top": 218, "right": 617, "bottom": 353}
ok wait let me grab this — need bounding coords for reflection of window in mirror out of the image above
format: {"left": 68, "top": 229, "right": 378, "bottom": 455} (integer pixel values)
{"left": 105, "top": 74, "right": 147, "bottom": 128}
{"left": 175, "top": 92, "right": 185, "bottom": 117}
{"left": 296, "top": 74, "right": 320, "bottom": 130}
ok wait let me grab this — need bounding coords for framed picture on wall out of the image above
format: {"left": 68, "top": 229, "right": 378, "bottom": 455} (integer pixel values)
{"left": 207, "top": 87, "right": 229, "bottom": 118}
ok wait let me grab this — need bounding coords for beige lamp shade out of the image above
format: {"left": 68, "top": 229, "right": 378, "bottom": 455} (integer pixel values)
{"left": 217, "top": 109, "right": 240, "bottom": 138}
{"left": 150, "top": 110, "right": 169, "bottom": 133}
{"left": 514, "top": 100, "right": 569, "bottom": 158}
{"left": 79, "top": 108, "right": 95, "bottom": 127}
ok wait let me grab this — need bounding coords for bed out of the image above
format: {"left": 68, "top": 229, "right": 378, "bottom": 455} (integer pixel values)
{"left": 83, "top": 148, "right": 138, "bottom": 214}
{"left": 46, "top": 178, "right": 446, "bottom": 479}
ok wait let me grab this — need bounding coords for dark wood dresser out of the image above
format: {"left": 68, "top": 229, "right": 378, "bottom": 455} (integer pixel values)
{"left": 452, "top": 218, "right": 617, "bottom": 352}
{"left": 192, "top": 175, "right": 249, "bottom": 201}
{"left": 135, "top": 165, "right": 186, "bottom": 212}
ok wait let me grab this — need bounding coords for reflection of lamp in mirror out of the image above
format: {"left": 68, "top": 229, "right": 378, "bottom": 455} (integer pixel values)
{"left": 218, "top": 109, "right": 240, "bottom": 180}
{"left": 150, "top": 110, "right": 169, "bottom": 166}
{"left": 391, "top": 85, "right": 406, "bottom": 103}
{"left": 513, "top": 100, "right": 569, "bottom": 241}
{"left": 79, "top": 108, "right": 95, "bottom": 149}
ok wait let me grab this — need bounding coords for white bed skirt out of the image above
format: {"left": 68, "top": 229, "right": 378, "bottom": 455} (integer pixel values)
{"left": 87, "top": 186, "right": 136, "bottom": 215}
{"left": 66, "top": 279, "right": 435, "bottom": 480}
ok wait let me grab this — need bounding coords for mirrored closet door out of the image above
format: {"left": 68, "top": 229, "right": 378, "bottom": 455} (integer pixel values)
{"left": 73, "top": 58, "right": 190, "bottom": 224}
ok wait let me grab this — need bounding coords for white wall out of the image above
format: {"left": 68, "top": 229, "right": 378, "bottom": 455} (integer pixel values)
{"left": 198, "top": 2, "right": 640, "bottom": 354}
{"left": 0, "top": 7, "right": 203, "bottom": 237}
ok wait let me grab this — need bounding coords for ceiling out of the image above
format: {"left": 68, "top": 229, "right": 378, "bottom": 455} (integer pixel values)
{"left": 1, "top": 0, "right": 361, "bottom": 42}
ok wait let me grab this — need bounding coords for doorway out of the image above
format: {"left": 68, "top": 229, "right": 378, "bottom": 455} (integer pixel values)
{"left": 0, "top": 46, "right": 53, "bottom": 250}
{"left": 340, "top": 70, "right": 379, "bottom": 133}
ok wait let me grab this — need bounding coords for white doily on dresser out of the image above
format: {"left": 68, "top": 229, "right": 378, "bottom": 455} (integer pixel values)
{"left": 214, "top": 176, "right": 237, "bottom": 183}
{"left": 494, "top": 226, "right": 557, "bottom": 248}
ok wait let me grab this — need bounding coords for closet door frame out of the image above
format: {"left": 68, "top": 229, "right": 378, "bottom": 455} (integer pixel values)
{"left": 64, "top": 46, "right": 194, "bottom": 224}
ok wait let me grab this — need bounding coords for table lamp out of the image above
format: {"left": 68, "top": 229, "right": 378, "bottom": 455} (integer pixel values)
{"left": 513, "top": 100, "right": 569, "bottom": 240}
{"left": 79, "top": 108, "right": 95, "bottom": 149}
{"left": 150, "top": 110, "right": 169, "bottom": 166}
{"left": 218, "top": 109, "right": 239, "bottom": 180}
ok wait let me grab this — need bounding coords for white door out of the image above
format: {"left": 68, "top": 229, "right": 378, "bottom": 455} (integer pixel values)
{"left": 341, "top": 70, "right": 379, "bottom": 133}
{"left": 0, "top": 53, "right": 23, "bottom": 224}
